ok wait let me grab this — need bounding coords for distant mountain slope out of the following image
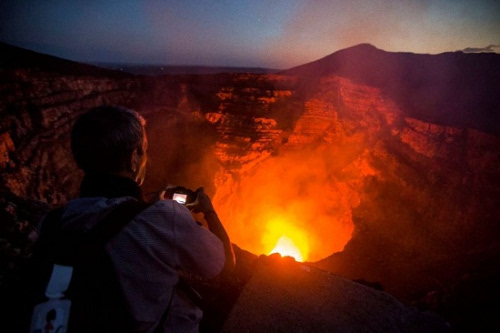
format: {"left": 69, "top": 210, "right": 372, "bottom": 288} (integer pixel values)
{"left": 0, "top": 42, "right": 278, "bottom": 77}
{"left": 0, "top": 42, "right": 131, "bottom": 78}
{"left": 282, "top": 44, "right": 500, "bottom": 135}
{"left": 91, "top": 63, "right": 280, "bottom": 76}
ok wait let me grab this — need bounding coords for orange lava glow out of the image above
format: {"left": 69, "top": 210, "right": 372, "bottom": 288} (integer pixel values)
{"left": 264, "top": 218, "right": 309, "bottom": 261}
{"left": 213, "top": 148, "right": 356, "bottom": 262}
{"left": 269, "top": 236, "right": 304, "bottom": 262}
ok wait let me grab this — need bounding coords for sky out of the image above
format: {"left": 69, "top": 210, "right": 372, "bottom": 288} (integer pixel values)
{"left": 1, "top": 0, "right": 499, "bottom": 69}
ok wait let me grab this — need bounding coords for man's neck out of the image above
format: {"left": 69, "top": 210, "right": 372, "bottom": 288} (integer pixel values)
{"left": 79, "top": 174, "right": 143, "bottom": 200}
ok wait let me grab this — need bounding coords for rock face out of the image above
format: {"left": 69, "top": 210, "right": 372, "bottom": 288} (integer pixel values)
{"left": 1, "top": 43, "right": 499, "bottom": 330}
{"left": 222, "top": 255, "right": 451, "bottom": 332}
{"left": 0, "top": 43, "right": 142, "bottom": 203}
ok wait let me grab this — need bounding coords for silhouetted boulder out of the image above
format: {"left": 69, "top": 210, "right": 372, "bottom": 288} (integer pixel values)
{"left": 222, "top": 255, "right": 451, "bottom": 332}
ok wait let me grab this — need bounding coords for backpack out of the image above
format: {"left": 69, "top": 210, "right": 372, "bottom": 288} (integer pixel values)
{"left": 0, "top": 200, "right": 151, "bottom": 333}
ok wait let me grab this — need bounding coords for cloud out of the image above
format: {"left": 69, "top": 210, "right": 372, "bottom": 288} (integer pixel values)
{"left": 263, "top": 0, "right": 436, "bottom": 68}
{"left": 460, "top": 44, "right": 500, "bottom": 53}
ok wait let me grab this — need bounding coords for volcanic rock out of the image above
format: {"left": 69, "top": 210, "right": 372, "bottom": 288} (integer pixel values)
{"left": 222, "top": 255, "right": 451, "bottom": 332}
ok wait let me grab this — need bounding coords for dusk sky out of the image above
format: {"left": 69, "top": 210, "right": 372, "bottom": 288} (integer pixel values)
{"left": 1, "top": 0, "right": 499, "bottom": 69}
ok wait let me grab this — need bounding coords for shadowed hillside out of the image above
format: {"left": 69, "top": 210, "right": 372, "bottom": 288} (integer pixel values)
{"left": 0, "top": 42, "right": 132, "bottom": 78}
{"left": 283, "top": 44, "right": 500, "bottom": 135}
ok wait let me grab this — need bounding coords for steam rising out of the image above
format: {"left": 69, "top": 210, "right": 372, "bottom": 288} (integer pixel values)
{"left": 143, "top": 101, "right": 366, "bottom": 262}
{"left": 142, "top": 110, "right": 220, "bottom": 196}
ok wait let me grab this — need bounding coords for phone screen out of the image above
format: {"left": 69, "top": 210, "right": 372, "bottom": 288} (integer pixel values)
{"left": 172, "top": 193, "right": 188, "bottom": 204}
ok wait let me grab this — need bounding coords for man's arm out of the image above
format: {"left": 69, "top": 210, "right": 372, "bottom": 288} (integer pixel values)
{"left": 190, "top": 188, "right": 235, "bottom": 275}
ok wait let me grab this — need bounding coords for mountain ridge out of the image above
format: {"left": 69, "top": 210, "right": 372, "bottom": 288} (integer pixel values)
{"left": 282, "top": 43, "right": 500, "bottom": 135}
{"left": 0, "top": 42, "right": 132, "bottom": 78}
{"left": 3, "top": 40, "right": 498, "bottom": 137}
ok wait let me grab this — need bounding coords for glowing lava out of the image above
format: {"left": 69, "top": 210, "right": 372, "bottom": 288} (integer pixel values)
{"left": 212, "top": 148, "right": 355, "bottom": 263}
{"left": 269, "top": 236, "right": 304, "bottom": 261}
{"left": 263, "top": 218, "right": 310, "bottom": 262}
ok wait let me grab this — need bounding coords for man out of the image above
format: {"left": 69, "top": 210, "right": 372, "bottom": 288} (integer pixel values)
{"left": 54, "top": 105, "right": 234, "bottom": 332}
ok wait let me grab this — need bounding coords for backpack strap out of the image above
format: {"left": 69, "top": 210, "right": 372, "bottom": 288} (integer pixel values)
{"left": 2, "top": 200, "right": 153, "bottom": 333}
{"left": 35, "top": 200, "right": 151, "bottom": 267}
{"left": 73, "top": 200, "right": 152, "bottom": 332}
{"left": 88, "top": 199, "right": 152, "bottom": 242}
{"left": 56, "top": 199, "right": 152, "bottom": 333}
{"left": 39, "top": 207, "right": 65, "bottom": 234}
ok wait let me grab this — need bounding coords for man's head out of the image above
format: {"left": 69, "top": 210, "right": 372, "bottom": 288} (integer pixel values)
{"left": 71, "top": 105, "right": 148, "bottom": 184}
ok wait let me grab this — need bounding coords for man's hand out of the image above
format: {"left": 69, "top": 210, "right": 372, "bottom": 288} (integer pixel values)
{"left": 145, "top": 184, "right": 179, "bottom": 203}
{"left": 185, "top": 187, "right": 215, "bottom": 215}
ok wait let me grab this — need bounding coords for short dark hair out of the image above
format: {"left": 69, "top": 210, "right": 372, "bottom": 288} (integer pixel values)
{"left": 71, "top": 105, "right": 146, "bottom": 174}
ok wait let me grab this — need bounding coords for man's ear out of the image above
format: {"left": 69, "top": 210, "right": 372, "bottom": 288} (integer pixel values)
{"left": 130, "top": 148, "right": 140, "bottom": 173}
{"left": 131, "top": 147, "right": 147, "bottom": 185}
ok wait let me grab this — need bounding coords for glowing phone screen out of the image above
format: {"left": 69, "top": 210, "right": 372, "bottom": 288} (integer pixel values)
{"left": 172, "top": 193, "right": 187, "bottom": 204}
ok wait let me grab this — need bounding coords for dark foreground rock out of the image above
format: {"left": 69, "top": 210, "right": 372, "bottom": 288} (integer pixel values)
{"left": 222, "top": 255, "right": 451, "bottom": 332}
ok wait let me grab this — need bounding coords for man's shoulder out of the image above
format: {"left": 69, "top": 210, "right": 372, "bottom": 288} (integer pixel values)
{"left": 139, "top": 199, "right": 192, "bottom": 218}
{"left": 61, "top": 197, "right": 138, "bottom": 231}
{"left": 134, "top": 200, "right": 209, "bottom": 238}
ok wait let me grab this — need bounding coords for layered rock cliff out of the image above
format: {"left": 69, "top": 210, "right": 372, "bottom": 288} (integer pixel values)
{"left": 0, "top": 43, "right": 142, "bottom": 203}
